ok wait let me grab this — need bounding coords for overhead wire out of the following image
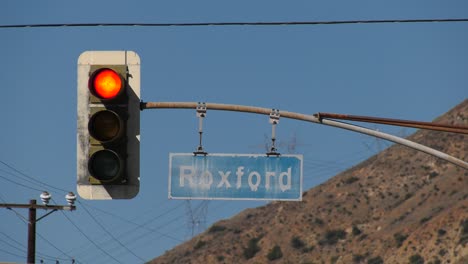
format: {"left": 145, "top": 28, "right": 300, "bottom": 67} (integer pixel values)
{"left": 0, "top": 234, "right": 69, "bottom": 263}
{"left": 36, "top": 227, "right": 77, "bottom": 262}
{"left": 0, "top": 166, "right": 79, "bottom": 262}
{"left": 0, "top": 114, "right": 414, "bottom": 261}
{"left": 0, "top": 197, "right": 28, "bottom": 224}
{"left": 0, "top": 159, "right": 185, "bottom": 263}
{"left": 113, "top": 202, "right": 186, "bottom": 243}
{"left": 0, "top": 247, "right": 26, "bottom": 259}
{"left": 0, "top": 232, "right": 62, "bottom": 262}
{"left": 128, "top": 200, "right": 237, "bottom": 256}
{"left": 0, "top": 232, "right": 26, "bottom": 251}
{"left": 61, "top": 200, "right": 183, "bottom": 261}
{"left": 76, "top": 201, "right": 187, "bottom": 262}
{"left": 78, "top": 200, "right": 146, "bottom": 263}
{"left": 0, "top": 167, "right": 46, "bottom": 187}
{"left": 0, "top": 159, "right": 69, "bottom": 194}
{"left": 0, "top": 18, "right": 468, "bottom": 29}
{"left": 0, "top": 13, "right": 467, "bottom": 261}
{"left": 0, "top": 171, "right": 44, "bottom": 192}
{"left": 0, "top": 129, "right": 388, "bottom": 261}
{"left": 80, "top": 200, "right": 184, "bottom": 242}
{"left": 109, "top": 219, "right": 187, "bottom": 261}
{"left": 0, "top": 196, "right": 74, "bottom": 263}
{"left": 58, "top": 208, "right": 123, "bottom": 264}
{"left": 0, "top": 159, "right": 155, "bottom": 262}
{"left": 91, "top": 211, "right": 188, "bottom": 263}
{"left": 0, "top": 236, "right": 28, "bottom": 257}
{"left": 130, "top": 199, "right": 267, "bottom": 257}
{"left": 0, "top": 144, "right": 362, "bottom": 262}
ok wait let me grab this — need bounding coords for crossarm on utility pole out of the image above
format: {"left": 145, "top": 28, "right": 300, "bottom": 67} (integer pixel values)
{"left": 141, "top": 101, "right": 468, "bottom": 169}
{"left": 0, "top": 203, "right": 76, "bottom": 210}
{"left": 0, "top": 200, "right": 76, "bottom": 264}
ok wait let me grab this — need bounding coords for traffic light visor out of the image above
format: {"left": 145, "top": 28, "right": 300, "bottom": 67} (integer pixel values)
{"left": 90, "top": 68, "right": 123, "bottom": 99}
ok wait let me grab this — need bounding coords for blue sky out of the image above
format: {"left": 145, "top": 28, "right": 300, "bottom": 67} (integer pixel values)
{"left": 1, "top": 1, "right": 467, "bottom": 263}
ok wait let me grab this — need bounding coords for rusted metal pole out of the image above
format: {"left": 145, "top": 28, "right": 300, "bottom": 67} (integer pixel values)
{"left": 315, "top": 112, "right": 468, "bottom": 134}
{"left": 141, "top": 102, "right": 468, "bottom": 169}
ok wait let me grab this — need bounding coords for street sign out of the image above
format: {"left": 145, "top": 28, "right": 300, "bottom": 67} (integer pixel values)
{"left": 169, "top": 153, "right": 303, "bottom": 201}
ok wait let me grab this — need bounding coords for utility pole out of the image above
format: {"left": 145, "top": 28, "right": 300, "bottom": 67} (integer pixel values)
{"left": 0, "top": 192, "right": 76, "bottom": 264}
{"left": 28, "top": 199, "right": 37, "bottom": 263}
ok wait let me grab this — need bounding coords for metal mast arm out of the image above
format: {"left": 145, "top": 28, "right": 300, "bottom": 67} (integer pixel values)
{"left": 141, "top": 101, "right": 468, "bottom": 169}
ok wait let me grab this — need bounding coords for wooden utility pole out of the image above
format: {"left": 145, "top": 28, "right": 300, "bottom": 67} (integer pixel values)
{"left": 0, "top": 193, "right": 76, "bottom": 264}
{"left": 28, "top": 200, "right": 37, "bottom": 263}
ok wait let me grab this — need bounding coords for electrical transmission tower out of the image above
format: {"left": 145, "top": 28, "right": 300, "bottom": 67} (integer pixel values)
{"left": 361, "top": 126, "right": 410, "bottom": 155}
{"left": 250, "top": 132, "right": 307, "bottom": 154}
{"left": 185, "top": 200, "right": 209, "bottom": 238}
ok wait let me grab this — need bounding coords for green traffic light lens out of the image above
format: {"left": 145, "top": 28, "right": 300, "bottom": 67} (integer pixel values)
{"left": 89, "top": 150, "right": 122, "bottom": 182}
{"left": 89, "top": 110, "right": 123, "bottom": 142}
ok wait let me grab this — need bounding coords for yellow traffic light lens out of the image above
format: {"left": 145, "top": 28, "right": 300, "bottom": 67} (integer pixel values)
{"left": 89, "top": 110, "right": 123, "bottom": 142}
{"left": 90, "top": 69, "right": 123, "bottom": 99}
{"left": 89, "top": 150, "right": 122, "bottom": 182}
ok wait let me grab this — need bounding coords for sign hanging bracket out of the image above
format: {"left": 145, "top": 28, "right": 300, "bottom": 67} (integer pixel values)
{"left": 266, "top": 109, "right": 281, "bottom": 156}
{"left": 194, "top": 102, "right": 208, "bottom": 156}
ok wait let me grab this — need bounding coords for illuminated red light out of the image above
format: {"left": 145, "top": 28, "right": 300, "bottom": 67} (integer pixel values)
{"left": 91, "top": 69, "right": 123, "bottom": 99}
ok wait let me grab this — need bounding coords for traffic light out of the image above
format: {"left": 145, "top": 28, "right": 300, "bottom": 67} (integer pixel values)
{"left": 77, "top": 51, "right": 140, "bottom": 199}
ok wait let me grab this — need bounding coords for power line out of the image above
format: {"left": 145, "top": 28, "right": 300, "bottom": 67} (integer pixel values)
{"left": 92, "top": 212, "right": 187, "bottom": 263}
{"left": 111, "top": 202, "right": 186, "bottom": 243}
{"left": 0, "top": 160, "right": 182, "bottom": 262}
{"left": 66, "top": 201, "right": 185, "bottom": 262}
{"left": 0, "top": 159, "right": 173, "bottom": 262}
{"left": 74, "top": 202, "right": 186, "bottom": 261}
{"left": 59, "top": 209, "right": 123, "bottom": 264}
{"left": 80, "top": 200, "right": 192, "bottom": 263}
{"left": 0, "top": 232, "right": 65, "bottom": 262}
{"left": 0, "top": 247, "right": 26, "bottom": 259}
{"left": 0, "top": 236, "right": 27, "bottom": 256}
{"left": 81, "top": 201, "right": 184, "bottom": 242}
{"left": 0, "top": 232, "right": 26, "bottom": 251}
{"left": 0, "top": 158, "right": 163, "bottom": 241}
{"left": 0, "top": 197, "right": 77, "bottom": 264}
{"left": 79, "top": 201, "right": 146, "bottom": 263}
{"left": 0, "top": 160, "right": 69, "bottom": 194}
{"left": 36, "top": 227, "right": 76, "bottom": 262}
{"left": 1, "top": 204, "right": 28, "bottom": 224}
{"left": 0, "top": 173, "right": 43, "bottom": 192}
{"left": 1, "top": 18, "right": 468, "bottom": 29}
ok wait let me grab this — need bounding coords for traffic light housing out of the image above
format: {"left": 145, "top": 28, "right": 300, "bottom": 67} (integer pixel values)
{"left": 77, "top": 51, "right": 140, "bottom": 199}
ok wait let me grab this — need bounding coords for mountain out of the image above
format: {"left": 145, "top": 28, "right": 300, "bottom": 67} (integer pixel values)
{"left": 149, "top": 100, "right": 467, "bottom": 264}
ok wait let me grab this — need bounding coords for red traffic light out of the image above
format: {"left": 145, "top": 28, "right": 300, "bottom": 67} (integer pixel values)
{"left": 89, "top": 68, "right": 123, "bottom": 99}
{"left": 77, "top": 51, "right": 140, "bottom": 199}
